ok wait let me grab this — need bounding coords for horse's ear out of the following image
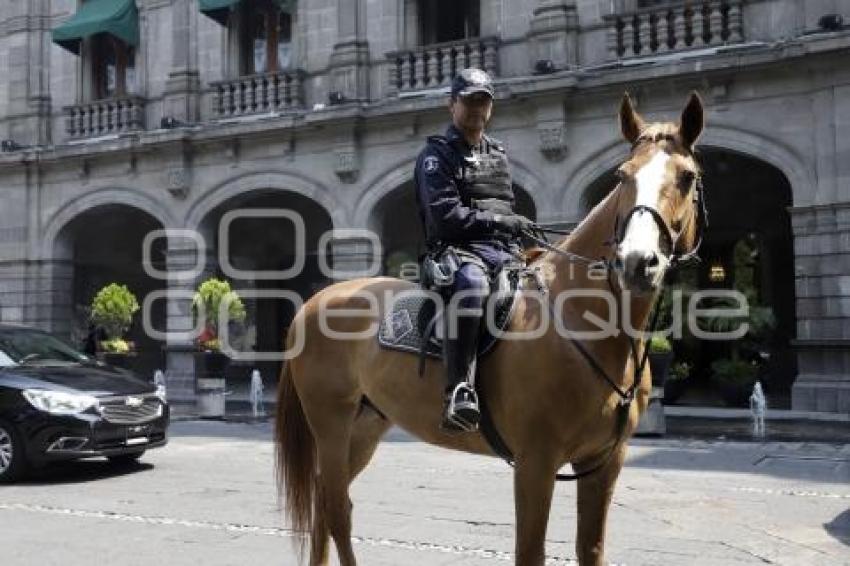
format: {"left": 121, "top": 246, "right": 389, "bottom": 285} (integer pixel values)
{"left": 619, "top": 92, "right": 644, "bottom": 145}
{"left": 679, "top": 91, "right": 704, "bottom": 149}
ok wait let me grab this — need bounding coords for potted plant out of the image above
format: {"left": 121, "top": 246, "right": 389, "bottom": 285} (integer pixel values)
{"left": 90, "top": 283, "right": 139, "bottom": 369}
{"left": 699, "top": 293, "right": 776, "bottom": 407}
{"left": 663, "top": 361, "right": 691, "bottom": 404}
{"left": 710, "top": 358, "right": 759, "bottom": 407}
{"left": 647, "top": 334, "right": 674, "bottom": 388}
{"left": 191, "top": 278, "right": 246, "bottom": 418}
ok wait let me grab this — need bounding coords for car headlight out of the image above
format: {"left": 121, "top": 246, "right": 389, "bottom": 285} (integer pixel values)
{"left": 155, "top": 384, "right": 167, "bottom": 403}
{"left": 22, "top": 389, "right": 99, "bottom": 415}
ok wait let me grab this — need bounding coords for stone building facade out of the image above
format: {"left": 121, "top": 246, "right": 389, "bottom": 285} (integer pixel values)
{"left": 0, "top": 0, "right": 848, "bottom": 412}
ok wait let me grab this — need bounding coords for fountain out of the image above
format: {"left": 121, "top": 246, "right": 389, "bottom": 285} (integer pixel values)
{"left": 249, "top": 369, "right": 265, "bottom": 418}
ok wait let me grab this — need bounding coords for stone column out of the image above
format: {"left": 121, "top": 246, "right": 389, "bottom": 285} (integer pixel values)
{"left": 163, "top": 0, "right": 201, "bottom": 124}
{"left": 328, "top": 0, "right": 370, "bottom": 103}
{"left": 17, "top": 259, "right": 73, "bottom": 337}
{"left": 5, "top": 0, "right": 51, "bottom": 145}
{"left": 326, "top": 236, "right": 379, "bottom": 282}
{"left": 527, "top": 0, "right": 579, "bottom": 71}
{"left": 163, "top": 234, "right": 218, "bottom": 404}
{"left": 790, "top": 203, "right": 850, "bottom": 413}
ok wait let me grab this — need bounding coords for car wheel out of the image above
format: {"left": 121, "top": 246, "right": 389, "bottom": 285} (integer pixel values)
{"left": 107, "top": 451, "right": 145, "bottom": 466}
{"left": 0, "top": 419, "right": 28, "bottom": 483}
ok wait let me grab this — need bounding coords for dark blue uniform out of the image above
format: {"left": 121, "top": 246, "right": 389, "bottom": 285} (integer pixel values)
{"left": 418, "top": 67, "right": 527, "bottom": 432}
{"left": 414, "top": 124, "right": 520, "bottom": 275}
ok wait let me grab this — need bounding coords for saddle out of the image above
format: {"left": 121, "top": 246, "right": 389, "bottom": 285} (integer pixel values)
{"left": 377, "top": 266, "right": 522, "bottom": 365}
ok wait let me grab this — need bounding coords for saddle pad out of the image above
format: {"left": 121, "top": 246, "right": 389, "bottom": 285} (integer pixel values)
{"left": 377, "top": 286, "right": 519, "bottom": 360}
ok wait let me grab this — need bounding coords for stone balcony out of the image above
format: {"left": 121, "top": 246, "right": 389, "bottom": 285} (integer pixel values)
{"left": 385, "top": 36, "right": 499, "bottom": 95}
{"left": 208, "top": 70, "right": 305, "bottom": 119}
{"left": 604, "top": 0, "right": 744, "bottom": 60}
{"left": 64, "top": 95, "right": 145, "bottom": 139}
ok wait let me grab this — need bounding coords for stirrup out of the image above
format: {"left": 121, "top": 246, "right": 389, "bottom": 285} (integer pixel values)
{"left": 442, "top": 382, "right": 480, "bottom": 433}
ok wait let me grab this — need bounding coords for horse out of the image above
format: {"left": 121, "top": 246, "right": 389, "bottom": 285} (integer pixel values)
{"left": 274, "top": 91, "right": 706, "bottom": 566}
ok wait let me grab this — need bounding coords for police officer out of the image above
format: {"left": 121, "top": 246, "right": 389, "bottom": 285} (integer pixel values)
{"left": 414, "top": 68, "right": 534, "bottom": 432}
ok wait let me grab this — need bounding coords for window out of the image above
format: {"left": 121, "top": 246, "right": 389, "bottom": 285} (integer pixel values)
{"left": 91, "top": 33, "right": 136, "bottom": 99}
{"left": 418, "top": 0, "right": 479, "bottom": 45}
{"left": 240, "top": 1, "right": 293, "bottom": 75}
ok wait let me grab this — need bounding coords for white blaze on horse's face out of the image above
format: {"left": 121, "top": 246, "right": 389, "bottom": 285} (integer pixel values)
{"left": 616, "top": 149, "right": 670, "bottom": 293}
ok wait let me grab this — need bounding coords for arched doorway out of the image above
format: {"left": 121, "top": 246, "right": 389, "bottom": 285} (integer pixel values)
{"left": 198, "top": 190, "right": 333, "bottom": 381}
{"left": 54, "top": 204, "right": 167, "bottom": 378}
{"left": 581, "top": 149, "right": 796, "bottom": 406}
{"left": 369, "top": 182, "right": 537, "bottom": 278}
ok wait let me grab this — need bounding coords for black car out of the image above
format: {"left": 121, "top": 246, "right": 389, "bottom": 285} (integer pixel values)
{"left": 0, "top": 325, "right": 169, "bottom": 482}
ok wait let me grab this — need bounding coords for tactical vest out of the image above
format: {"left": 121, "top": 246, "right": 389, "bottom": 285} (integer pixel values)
{"left": 458, "top": 137, "right": 515, "bottom": 216}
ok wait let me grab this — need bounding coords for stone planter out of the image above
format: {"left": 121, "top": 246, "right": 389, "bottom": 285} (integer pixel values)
{"left": 648, "top": 351, "right": 674, "bottom": 387}
{"left": 194, "top": 351, "right": 230, "bottom": 419}
{"left": 197, "top": 377, "right": 227, "bottom": 418}
{"left": 194, "top": 350, "right": 230, "bottom": 378}
{"left": 635, "top": 387, "right": 666, "bottom": 436}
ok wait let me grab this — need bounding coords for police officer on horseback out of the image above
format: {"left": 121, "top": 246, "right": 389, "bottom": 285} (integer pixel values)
{"left": 414, "top": 68, "right": 534, "bottom": 432}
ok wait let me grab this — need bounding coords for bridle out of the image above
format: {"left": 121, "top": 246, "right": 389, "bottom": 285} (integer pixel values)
{"left": 610, "top": 175, "right": 709, "bottom": 270}
{"left": 483, "top": 143, "right": 709, "bottom": 482}
{"left": 526, "top": 145, "right": 709, "bottom": 270}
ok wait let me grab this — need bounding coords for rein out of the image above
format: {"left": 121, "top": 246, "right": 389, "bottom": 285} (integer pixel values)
{"left": 481, "top": 181, "right": 707, "bottom": 482}
{"left": 481, "top": 266, "right": 663, "bottom": 482}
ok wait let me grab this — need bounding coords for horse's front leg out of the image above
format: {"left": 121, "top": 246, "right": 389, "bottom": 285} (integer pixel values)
{"left": 513, "top": 454, "right": 557, "bottom": 565}
{"left": 575, "top": 443, "right": 627, "bottom": 566}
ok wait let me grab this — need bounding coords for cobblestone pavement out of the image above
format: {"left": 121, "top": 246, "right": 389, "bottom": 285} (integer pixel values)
{"left": 1, "top": 421, "right": 848, "bottom": 565}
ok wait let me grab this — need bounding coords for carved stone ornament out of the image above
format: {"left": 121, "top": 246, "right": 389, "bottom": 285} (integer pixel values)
{"left": 334, "top": 148, "right": 359, "bottom": 183}
{"left": 538, "top": 125, "right": 568, "bottom": 160}
{"left": 166, "top": 168, "right": 190, "bottom": 199}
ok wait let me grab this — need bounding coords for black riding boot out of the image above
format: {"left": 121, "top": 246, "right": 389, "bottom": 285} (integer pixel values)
{"left": 441, "top": 313, "right": 482, "bottom": 432}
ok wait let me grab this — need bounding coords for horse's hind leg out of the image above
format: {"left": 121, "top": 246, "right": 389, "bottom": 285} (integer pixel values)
{"left": 349, "top": 405, "right": 390, "bottom": 481}
{"left": 309, "top": 400, "right": 361, "bottom": 566}
{"left": 575, "top": 444, "right": 627, "bottom": 566}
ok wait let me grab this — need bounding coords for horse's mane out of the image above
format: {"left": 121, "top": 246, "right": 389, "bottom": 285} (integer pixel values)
{"left": 526, "top": 181, "right": 624, "bottom": 268}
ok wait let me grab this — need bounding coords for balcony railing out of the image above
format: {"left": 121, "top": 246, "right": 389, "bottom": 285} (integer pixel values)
{"left": 386, "top": 37, "right": 499, "bottom": 95}
{"left": 64, "top": 96, "right": 145, "bottom": 139}
{"left": 605, "top": 0, "right": 744, "bottom": 59}
{"left": 209, "top": 70, "right": 305, "bottom": 119}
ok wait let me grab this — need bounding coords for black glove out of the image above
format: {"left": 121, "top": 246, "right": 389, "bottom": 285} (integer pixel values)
{"left": 492, "top": 213, "right": 534, "bottom": 236}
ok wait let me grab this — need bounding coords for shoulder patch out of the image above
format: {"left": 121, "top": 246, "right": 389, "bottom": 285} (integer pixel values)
{"left": 423, "top": 155, "right": 440, "bottom": 174}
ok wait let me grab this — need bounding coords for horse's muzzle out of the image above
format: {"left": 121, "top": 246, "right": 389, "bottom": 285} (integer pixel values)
{"left": 614, "top": 250, "right": 662, "bottom": 294}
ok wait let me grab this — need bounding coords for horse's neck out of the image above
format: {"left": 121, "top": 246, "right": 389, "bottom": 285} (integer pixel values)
{"left": 562, "top": 185, "right": 621, "bottom": 264}
{"left": 545, "top": 185, "right": 656, "bottom": 346}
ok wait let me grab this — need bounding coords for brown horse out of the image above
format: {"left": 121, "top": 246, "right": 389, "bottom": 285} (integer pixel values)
{"left": 275, "top": 92, "right": 706, "bottom": 565}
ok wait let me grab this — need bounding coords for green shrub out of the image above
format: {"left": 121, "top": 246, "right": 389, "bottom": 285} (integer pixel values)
{"left": 710, "top": 358, "right": 758, "bottom": 384}
{"left": 101, "top": 338, "right": 131, "bottom": 353}
{"left": 648, "top": 334, "right": 672, "bottom": 354}
{"left": 90, "top": 283, "right": 139, "bottom": 341}
{"left": 192, "top": 278, "right": 246, "bottom": 350}
{"left": 669, "top": 361, "right": 691, "bottom": 381}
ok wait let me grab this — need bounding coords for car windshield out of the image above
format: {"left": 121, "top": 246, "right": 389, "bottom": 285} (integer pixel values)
{"left": 0, "top": 329, "right": 91, "bottom": 367}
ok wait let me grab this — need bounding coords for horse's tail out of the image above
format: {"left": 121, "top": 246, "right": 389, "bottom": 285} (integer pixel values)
{"left": 275, "top": 348, "right": 323, "bottom": 560}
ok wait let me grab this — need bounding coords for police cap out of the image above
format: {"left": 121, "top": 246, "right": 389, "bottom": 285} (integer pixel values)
{"left": 450, "top": 68, "right": 494, "bottom": 99}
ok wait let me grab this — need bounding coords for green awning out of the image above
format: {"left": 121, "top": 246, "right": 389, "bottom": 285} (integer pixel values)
{"left": 52, "top": 0, "right": 139, "bottom": 55}
{"left": 200, "top": 0, "right": 295, "bottom": 26}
